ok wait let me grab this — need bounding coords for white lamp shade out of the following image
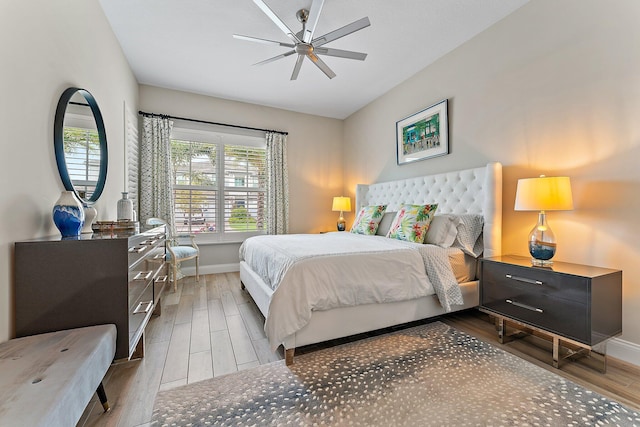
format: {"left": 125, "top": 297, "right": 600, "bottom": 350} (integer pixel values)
{"left": 332, "top": 196, "right": 351, "bottom": 212}
{"left": 514, "top": 176, "right": 574, "bottom": 211}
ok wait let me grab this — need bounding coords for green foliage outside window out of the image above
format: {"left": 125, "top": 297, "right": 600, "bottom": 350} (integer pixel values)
{"left": 229, "top": 206, "right": 257, "bottom": 230}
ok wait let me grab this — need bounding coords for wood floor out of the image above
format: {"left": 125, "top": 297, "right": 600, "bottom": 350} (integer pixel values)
{"left": 78, "top": 272, "right": 640, "bottom": 426}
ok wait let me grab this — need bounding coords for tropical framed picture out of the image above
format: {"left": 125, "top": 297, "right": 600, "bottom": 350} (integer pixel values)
{"left": 396, "top": 99, "right": 448, "bottom": 165}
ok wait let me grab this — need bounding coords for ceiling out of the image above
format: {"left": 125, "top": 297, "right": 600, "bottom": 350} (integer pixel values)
{"left": 99, "top": 0, "right": 528, "bottom": 119}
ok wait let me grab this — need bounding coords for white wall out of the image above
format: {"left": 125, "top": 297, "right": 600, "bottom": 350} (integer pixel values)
{"left": 139, "top": 85, "right": 344, "bottom": 269}
{"left": 0, "top": 0, "right": 138, "bottom": 341}
{"left": 344, "top": 0, "right": 640, "bottom": 350}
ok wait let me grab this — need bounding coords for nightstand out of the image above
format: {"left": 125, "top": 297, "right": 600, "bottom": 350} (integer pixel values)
{"left": 479, "top": 255, "right": 622, "bottom": 371}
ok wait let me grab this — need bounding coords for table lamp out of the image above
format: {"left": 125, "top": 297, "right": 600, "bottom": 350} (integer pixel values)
{"left": 332, "top": 196, "right": 351, "bottom": 231}
{"left": 514, "top": 175, "right": 573, "bottom": 266}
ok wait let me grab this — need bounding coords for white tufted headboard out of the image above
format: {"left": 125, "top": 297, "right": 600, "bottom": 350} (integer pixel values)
{"left": 355, "top": 162, "right": 502, "bottom": 258}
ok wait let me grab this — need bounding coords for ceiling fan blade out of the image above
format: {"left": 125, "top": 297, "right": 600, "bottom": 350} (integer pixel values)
{"left": 233, "top": 34, "right": 295, "bottom": 48}
{"left": 314, "top": 47, "right": 367, "bottom": 61}
{"left": 251, "top": 0, "right": 301, "bottom": 44}
{"left": 303, "top": 0, "right": 325, "bottom": 43}
{"left": 312, "top": 16, "right": 370, "bottom": 48}
{"left": 254, "top": 50, "right": 296, "bottom": 66}
{"left": 290, "top": 54, "right": 305, "bottom": 80}
{"left": 307, "top": 52, "right": 336, "bottom": 79}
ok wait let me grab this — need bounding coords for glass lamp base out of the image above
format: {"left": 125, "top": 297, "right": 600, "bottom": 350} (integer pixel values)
{"left": 531, "top": 258, "right": 554, "bottom": 267}
{"left": 528, "top": 211, "right": 556, "bottom": 267}
{"left": 529, "top": 241, "right": 556, "bottom": 266}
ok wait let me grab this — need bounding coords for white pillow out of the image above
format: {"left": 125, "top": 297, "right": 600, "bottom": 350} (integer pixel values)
{"left": 424, "top": 214, "right": 460, "bottom": 247}
{"left": 375, "top": 212, "right": 396, "bottom": 236}
{"left": 451, "top": 214, "right": 485, "bottom": 257}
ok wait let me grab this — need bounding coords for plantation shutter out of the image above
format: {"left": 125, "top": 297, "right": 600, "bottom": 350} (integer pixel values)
{"left": 223, "top": 144, "right": 267, "bottom": 232}
{"left": 125, "top": 104, "right": 139, "bottom": 212}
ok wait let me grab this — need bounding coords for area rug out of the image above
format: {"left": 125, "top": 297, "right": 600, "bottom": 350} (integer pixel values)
{"left": 151, "top": 321, "right": 640, "bottom": 426}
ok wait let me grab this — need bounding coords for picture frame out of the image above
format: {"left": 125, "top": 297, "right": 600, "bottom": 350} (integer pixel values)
{"left": 396, "top": 99, "right": 448, "bottom": 165}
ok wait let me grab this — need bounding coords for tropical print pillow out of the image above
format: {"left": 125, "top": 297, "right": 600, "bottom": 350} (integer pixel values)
{"left": 386, "top": 203, "right": 438, "bottom": 243}
{"left": 350, "top": 205, "right": 388, "bottom": 235}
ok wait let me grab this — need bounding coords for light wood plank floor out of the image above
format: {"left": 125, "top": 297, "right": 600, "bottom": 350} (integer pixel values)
{"left": 79, "top": 272, "right": 640, "bottom": 426}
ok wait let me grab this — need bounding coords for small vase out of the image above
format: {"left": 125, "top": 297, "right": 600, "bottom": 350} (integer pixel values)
{"left": 82, "top": 203, "right": 97, "bottom": 234}
{"left": 117, "top": 192, "right": 134, "bottom": 221}
{"left": 53, "top": 191, "right": 85, "bottom": 237}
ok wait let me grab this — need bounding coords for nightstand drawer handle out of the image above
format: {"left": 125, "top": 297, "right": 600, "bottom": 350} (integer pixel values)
{"left": 506, "top": 299, "right": 543, "bottom": 313}
{"left": 505, "top": 274, "right": 543, "bottom": 285}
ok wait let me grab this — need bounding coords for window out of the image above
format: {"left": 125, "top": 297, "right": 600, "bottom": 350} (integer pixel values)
{"left": 170, "top": 124, "right": 267, "bottom": 240}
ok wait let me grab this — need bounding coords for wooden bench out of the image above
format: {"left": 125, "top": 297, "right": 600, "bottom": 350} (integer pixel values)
{"left": 0, "top": 324, "right": 116, "bottom": 426}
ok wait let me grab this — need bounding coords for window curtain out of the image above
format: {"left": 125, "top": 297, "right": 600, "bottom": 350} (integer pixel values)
{"left": 266, "top": 132, "right": 289, "bottom": 235}
{"left": 139, "top": 116, "right": 175, "bottom": 234}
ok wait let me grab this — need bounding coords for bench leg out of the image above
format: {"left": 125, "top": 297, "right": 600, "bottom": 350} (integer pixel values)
{"left": 96, "top": 382, "right": 111, "bottom": 412}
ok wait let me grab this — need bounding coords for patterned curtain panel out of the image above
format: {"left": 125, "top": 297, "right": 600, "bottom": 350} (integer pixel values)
{"left": 140, "top": 116, "right": 176, "bottom": 234}
{"left": 266, "top": 132, "right": 289, "bottom": 235}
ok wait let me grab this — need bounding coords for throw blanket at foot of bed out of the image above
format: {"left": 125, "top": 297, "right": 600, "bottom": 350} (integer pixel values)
{"left": 240, "top": 232, "right": 465, "bottom": 350}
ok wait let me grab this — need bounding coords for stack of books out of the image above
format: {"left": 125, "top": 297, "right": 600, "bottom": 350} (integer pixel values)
{"left": 92, "top": 220, "right": 140, "bottom": 234}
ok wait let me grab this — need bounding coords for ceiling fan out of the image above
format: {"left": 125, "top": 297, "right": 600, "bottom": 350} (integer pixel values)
{"left": 233, "top": 0, "right": 370, "bottom": 80}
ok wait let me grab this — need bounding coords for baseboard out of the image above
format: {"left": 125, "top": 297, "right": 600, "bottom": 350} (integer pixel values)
{"left": 181, "top": 263, "right": 239, "bottom": 276}
{"left": 608, "top": 337, "right": 640, "bottom": 368}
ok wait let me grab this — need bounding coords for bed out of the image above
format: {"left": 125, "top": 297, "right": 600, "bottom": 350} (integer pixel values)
{"left": 240, "top": 162, "right": 502, "bottom": 364}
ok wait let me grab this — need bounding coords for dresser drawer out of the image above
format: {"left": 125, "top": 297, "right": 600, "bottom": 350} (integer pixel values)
{"left": 481, "top": 280, "right": 590, "bottom": 343}
{"left": 128, "top": 280, "right": 154, "bottom": 354}
{"left": 482, "top": 261, "right": 589, "bottom": 304}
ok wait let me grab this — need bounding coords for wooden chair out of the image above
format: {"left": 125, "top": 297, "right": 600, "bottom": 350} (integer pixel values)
{"left": 147, "top": 218, "right": 199, "bottom": 291}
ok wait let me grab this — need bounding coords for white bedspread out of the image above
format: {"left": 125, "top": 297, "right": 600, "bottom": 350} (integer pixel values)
{"left": 239, "top": 232, "right": 464, "bottom": 350}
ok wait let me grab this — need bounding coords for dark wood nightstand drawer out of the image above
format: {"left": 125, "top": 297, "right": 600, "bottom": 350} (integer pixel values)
{"left": 481, "top": 281, "right": 590, "bottom": 343}
{"left": 482, "top": 261, "right": 589, "bottom": 304}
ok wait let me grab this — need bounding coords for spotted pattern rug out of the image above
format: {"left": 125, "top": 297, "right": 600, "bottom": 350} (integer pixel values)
{"left": 151, "top": 321, "right": 640, "bottom": 426}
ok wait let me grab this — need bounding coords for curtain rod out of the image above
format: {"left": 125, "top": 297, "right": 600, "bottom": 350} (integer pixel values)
{"left": 138, "top": 110, "right": 288, "bottom": 136}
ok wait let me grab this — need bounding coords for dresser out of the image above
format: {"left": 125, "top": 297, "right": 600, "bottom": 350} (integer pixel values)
{"left": 14, "top": 226, "right": 167, "bottom": 360}
{"left": 479, "top": 255, "right": 622, "bottom": 369}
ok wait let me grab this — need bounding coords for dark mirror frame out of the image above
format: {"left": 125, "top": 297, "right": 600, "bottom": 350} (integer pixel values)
{"left": 54, "top": 87, "right": 108, "bottom": 203}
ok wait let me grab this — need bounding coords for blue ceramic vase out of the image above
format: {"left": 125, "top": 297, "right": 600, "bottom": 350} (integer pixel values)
{"left": 53, "top": 191, "right": 85, "bottom": 237}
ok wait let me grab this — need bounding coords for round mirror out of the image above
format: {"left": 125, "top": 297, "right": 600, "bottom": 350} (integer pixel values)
{"left": 54, "top": 87, "right": 108, "bottom": 203}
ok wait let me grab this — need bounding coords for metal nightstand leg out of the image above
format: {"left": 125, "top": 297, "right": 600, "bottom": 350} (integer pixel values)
{"left": 482, "top": 310, "right": 609, "bottom": 373}
{"left": 495, "top": 315, "right": 529, "bottom": 344}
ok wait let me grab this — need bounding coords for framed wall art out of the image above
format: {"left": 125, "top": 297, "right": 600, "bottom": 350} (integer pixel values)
{"left": 396, "top": 99, "right": 448, "bottom": 165}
